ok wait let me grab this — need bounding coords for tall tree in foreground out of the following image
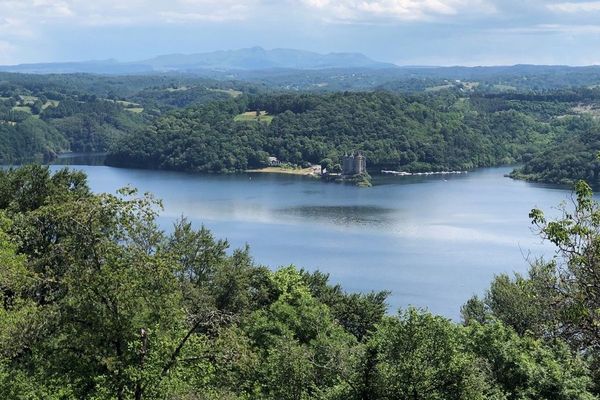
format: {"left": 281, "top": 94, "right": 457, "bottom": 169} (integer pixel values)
{"left": 463, "top": 180, "right": 600, "bottom": 395}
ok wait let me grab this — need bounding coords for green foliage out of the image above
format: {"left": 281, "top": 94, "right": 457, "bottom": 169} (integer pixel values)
{"left": 107, "top": 99, "right": 262, "bottom": 173}
{"left": 469, "top": 179, "right": 600, "bottom": 396}
{"left": 527, "top": 181, "right": 600, "bottom": 352}
{"left": 0, "top": 116, "right": 68, "bottom": 163}
{"left": 462, "top": 264, "right": 559, "bottom": 337}
{"left": 370, "top": 309, "right": 487, "bottom": 400}
{"left": 107, "top": 91, "right": 564, "bottom": 174}
{"left": 43, "top": 97, "right": 145, "bottom": 152}
{"left": 510, "top": 116, "right": 600, "bottom": 185}
{"left": 0, "top": 166, "right": 597, "bottom": 399}
{"left": 2, "top": 71, "right": 600, "bottom": 185}
{"left": 466, "top": 322, "right": 595, "bottom": 400}
{"left": 0, "top": 73, "right": 254, "bottom": 161}
{"left": 300, "top": 270, "right": 388, "bottom": 341}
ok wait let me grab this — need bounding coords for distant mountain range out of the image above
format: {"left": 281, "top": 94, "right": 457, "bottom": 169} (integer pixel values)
{"left": 3, "top": 48, "right": 600, "bottom": 91}
{"left": 0, "top": 47, "right": 396, "bottom": 74}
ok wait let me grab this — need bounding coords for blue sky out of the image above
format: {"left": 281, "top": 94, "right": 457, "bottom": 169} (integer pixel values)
{"left": 0, "top": 0, "right": 599, "bottom": 66}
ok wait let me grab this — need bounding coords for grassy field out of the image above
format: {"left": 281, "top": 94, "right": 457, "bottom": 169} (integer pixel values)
{"left": 42, "top": 100, "right": 60, "bottom": 109}
{"left": 111, "top": 100, "right": 144, "bottom": 113}
{"left": 165, "top": 86, "right": 190, "bottom": 92}
{"left": 572, "top": 104, "right": 600, "bottom": 118}
{"left": 125, "top": 107, "right": 144, "bottom": 113}
{"left": 209, "top": 88, "right": 243, "bottom": 98}
{"left": 116, "top": 100, "right": 141, "bottom": 107}
{"left": 425, "top": 84, "right": 454, "bottom": 92}
{"left": 12, "top": 106, "right": 32, "bottom": 113}
{"left": 234, "top": 111, "right": 274, "bottom": 124}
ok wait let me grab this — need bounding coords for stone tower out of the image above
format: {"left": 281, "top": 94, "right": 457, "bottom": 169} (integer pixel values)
{"left": 342, "top": 151, "right": 367, "bottom": 175}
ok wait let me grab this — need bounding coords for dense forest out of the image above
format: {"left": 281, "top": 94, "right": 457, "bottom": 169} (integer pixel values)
{"left": 0, "top": 165, "right": 599, "bottom": 399}
{"left": 2, "top": 72, "right": 600, "bottom": 183}
{"left": 510, "top": 116, "right": 600, "bottom": 185}
{"left": 0, "top": 73, "right": 254, "bottom": 163}
{"left": 107, "top": 90, "right": 599, "bottom": 175}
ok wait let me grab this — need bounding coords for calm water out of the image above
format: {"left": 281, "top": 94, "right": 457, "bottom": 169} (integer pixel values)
{"left": 48, "top": 163, "right": 575, "bottom": 318}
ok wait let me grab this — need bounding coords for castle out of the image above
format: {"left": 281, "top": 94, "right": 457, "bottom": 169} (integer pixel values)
{"left": 342, "top": 151, "right": 366, "bottom": 175}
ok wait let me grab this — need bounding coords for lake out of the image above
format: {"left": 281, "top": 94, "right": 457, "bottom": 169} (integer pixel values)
{"left": 48, "top": 162, "right": 574, "bottom": 319}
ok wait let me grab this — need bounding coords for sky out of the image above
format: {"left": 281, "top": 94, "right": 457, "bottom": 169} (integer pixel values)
{"left": 0, "top": 0, "right": 599, "bottom": 66}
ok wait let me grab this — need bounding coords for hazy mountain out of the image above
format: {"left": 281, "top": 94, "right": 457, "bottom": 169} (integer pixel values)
{"left": 0, "top": 47, "right": 395, "bottom": 74}
{"left": 138, "top": 47, "right": 396, "bottom": 71}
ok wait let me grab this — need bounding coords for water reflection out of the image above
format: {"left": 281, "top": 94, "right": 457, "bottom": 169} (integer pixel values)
{"left": 278, "top": 205, "right": 397, "bottom": 228}
{"left": 45, "top": 164, "right": 574, "bottom": 319}
{"left": 52, "top": 153, "right": 107, "bottom": 166}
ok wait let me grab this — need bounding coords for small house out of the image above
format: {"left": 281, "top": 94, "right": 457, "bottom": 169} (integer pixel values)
{"left": 268, "top": 156, "right": 281, "bottom": 167}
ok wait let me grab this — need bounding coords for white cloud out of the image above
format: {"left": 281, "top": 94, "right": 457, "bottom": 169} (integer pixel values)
{"left": 548, "top": 1, "right": 600, "bottom": 13}
{"left": 0, "top": 0, "right": 73, "bottom": 21}
{"left": 90, "top": 0, "right": 257, "bottom": 25}
{"left": 159, "top": 1, "right": 251, "bottom": 23}
{"left": 0, "top": 0, "right": 598, "bottom": 66}
{"left": 0, "top": 0, "right": 498, "bottom": 31}
{"left": 0, "top": 0, "right": 258, "bottom": 30}
{"left": 33, "top": 0, "right": 74, "bottom": 17}
{"left": 160, "top": 11, "right": 246, "bottom": 23}
{"left": 298, "top": 0, "right": 496, "bottom": 22}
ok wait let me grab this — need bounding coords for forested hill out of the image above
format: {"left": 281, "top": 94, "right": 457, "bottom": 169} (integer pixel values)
{"left": 0, "top": 90, "right": 143, "bottom": 162}
{"left": 3, "top": 71, "right": 600, "bottom": 184}
{"left": 510, "top": 115, "right": 600, "bottom": 185}
{"left": 0, "top": 73, "right": 253, "bottom": 163}
{"left": 106, "top": 91, "right": 560, "bottom": 173}
{"left": 1, "top": 165, "right": 599, "bottom": 398}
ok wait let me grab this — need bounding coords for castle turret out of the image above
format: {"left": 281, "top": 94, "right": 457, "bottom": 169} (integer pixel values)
{"left": 355, "top": 151, "right": 366, "bottom": 174}
{"left": 342, "top": 151, "right": 367, "bottom": 175}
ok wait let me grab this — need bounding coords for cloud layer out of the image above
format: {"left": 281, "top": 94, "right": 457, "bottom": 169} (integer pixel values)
{"left": 3, "top": 0, "right": 600, "bottom": 26}
{"left": 548, "top": 1, "right": 600, "bottom": 13}
{"left": 0, "top": 0, "right": 600, "bottom": 65}
{"left": 0, "top": 0, "right": 499, "bottom": 27}
{"left": 299, "top": 0, "right": 495, "bottom": 22}
{"left": 2, "top": 0, "right": 600, "bottom": 29}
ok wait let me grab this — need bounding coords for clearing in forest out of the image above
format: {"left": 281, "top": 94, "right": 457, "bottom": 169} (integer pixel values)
{"left": 234, "top": 110, "right": 274, "bottom": 124}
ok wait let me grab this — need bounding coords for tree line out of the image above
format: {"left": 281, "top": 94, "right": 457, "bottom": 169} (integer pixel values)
{"left": 0, "top": 73, "right": 254, "bottom": 163}
{"left": 107, "top": 90, "right": 575, "bottom": 174}
{"left": 3, "top": 71, "right": 600, "bottom": 185}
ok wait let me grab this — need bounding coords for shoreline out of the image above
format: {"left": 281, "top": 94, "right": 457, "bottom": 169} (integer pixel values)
{"left": 245, "top": 166, "right": 321, "bottom": 176}
{"left": 381, "top": 170, "right": 468, "bottom": 176}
